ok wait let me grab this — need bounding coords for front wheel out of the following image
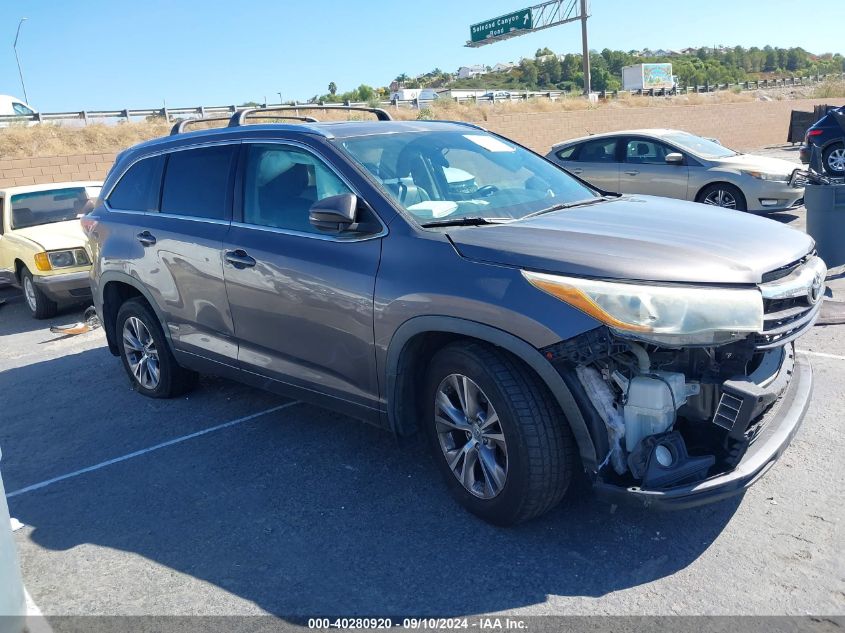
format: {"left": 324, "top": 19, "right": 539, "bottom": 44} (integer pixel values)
{"left": 424, "top": 342, "right": 576, "bottom": 526}
{"left": 116, "top": 298, "right": 197, "bottom": 398}
{"left": 697, "top": 183, "right": 747, "bottom": 211}
{"left": 20, "top": 267, "right": 57, "bottom": 319}
{"left": 823, "top": 143, "right": 845, "bottom": 177}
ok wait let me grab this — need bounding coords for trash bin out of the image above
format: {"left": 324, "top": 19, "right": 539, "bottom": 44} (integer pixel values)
{"left": 0, "top": 447, "right": 26, "bottom": 633}
{"left": 805, "top": 183, "right": 845, "bottom": 268}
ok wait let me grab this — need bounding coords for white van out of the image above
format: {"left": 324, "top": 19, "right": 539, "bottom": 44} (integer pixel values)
{"left": 0, "top": 95, "right": 38, "bottom": 127}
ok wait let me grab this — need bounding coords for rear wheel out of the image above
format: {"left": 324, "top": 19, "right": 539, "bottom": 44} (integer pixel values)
{"left": 20, "top": 267, "right": 57, "bottom": 319}
{"left": 423, "top": 341, "right": 575, "bottom": 526}
{"left": 697, "top": 183, "right": 747, "bottom": 211}
{"left": 116, "top": 298, "right": 197, "bottom": 398}
{"left": 823, "top": 143, "right": 845, "bottom": 177}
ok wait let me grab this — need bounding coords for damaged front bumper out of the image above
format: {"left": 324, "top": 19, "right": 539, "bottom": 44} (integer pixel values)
{"left": 594, "top": 352, "right": 812, "bottom": 509}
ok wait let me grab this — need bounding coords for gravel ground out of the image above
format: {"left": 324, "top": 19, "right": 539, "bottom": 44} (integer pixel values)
{"left": 1, "top": 151, "right": 842, "bottom": 621}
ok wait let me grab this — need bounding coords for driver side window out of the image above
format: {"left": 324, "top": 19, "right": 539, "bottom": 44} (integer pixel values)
{"left": 242, "top": 144, "right": 352, "bottom": 233}
{"left": 625, "top": 139, "right": 675, "bottom": 165}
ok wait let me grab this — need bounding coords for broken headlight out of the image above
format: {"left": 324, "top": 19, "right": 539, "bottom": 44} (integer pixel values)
{"left": 522, "top": 270, "right": 763, "bottom": 347}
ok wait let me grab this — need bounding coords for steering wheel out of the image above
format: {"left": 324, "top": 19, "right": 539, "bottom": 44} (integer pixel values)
{"left": 475, "top": 185, "right": 500, "bottom": 198}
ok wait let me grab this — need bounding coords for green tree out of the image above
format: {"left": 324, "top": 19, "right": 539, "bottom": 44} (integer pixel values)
{"left": 328, "top": 82, "right": 337, "bottom": 96}
{"left": 519, "top": 58, "right": 539, "bottom": 88}
{"left": 540, "top": 56, "right": 562, "bottom": 86}
{"left": 356, "top": 84, "right": 375, "bottom": 101}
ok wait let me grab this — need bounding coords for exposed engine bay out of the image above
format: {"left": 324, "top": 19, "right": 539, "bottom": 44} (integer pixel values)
{"left": 544, "top": 327, "right": 798, "bottom": 490}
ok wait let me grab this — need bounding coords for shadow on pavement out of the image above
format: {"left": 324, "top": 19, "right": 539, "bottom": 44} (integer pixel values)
{"left": 765, "top": 212, "right": 799, "bottom": 224}
{"left": 4, "top": 348, "right": 741, "bottom": 617}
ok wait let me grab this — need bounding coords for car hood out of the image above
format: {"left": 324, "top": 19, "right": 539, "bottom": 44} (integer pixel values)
{"left": 712, "top": 153, "right": 799, "bottom": 176}
{"left": 447, "top": 195, "right": 814, "bottom": 284}
{"left": 11, "top": 220, "right": 87, "bottom": 251}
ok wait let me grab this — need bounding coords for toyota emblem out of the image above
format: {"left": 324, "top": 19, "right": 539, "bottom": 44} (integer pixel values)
{"left": 808, "top": 272, "right": 824, "bottom": 305}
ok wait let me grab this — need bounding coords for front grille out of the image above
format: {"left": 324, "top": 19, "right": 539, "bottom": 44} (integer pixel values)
{"left": 754, "top": 256, "right": 825, "bottom": 349}
{"left": 760, "top": 256, "right": 806, "bottom": 283}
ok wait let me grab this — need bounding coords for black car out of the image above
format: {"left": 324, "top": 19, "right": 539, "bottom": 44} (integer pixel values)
{"left": 799, "top": 105, "right": 845, "bottom": 176}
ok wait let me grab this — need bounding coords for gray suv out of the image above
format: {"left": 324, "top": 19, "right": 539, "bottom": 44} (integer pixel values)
{"left": 87, "top": 106, "right": 823, "bottom": 525}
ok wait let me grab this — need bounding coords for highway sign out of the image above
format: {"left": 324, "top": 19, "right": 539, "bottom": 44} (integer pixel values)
{"left": 470, "top": 8, "right": 533, "bottom": 43}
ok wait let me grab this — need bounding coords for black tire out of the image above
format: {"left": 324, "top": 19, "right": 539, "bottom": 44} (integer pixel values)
{"left": 424, "top": 341, "right": 576, "bottom": 526}
{"left": 115, "top": 297, "right": 198, "bottom": 398}
{"left": 696, "top": 182, "right": 747, "bottom": 211}
{"left": 20, "top": 266, "right": 58, "bottom": 319}
{"left": 822, "top": 143, "right": 845, "bottom": 177}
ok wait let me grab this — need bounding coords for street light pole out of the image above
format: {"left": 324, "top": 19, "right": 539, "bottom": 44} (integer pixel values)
{"left": 580, "top": 0, "right": 591, "bottom": 96}
{"left": 13, "top": 18, "right": 30, "bottom": 103}
{"left": 278, "top": 92, "right": 283, "bottom": 104}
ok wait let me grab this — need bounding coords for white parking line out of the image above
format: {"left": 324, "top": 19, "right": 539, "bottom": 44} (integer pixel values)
{"left": 799, "top": 350, "right": 845, "bottom": 361}
{"left": 5, "top": 401, "right": 300, "bottom": 500}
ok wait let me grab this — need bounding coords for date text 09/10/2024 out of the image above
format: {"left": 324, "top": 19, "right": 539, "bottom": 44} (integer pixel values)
{"left": 307, "top": 617, "right": 527, "bottom": 630}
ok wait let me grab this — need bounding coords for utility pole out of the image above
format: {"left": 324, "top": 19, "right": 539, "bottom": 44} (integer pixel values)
{"left": 13, "top": 18, "right": 29, "bottom": 103}
{"left": 580, "top": 0, "right": 591, "bottom": 95}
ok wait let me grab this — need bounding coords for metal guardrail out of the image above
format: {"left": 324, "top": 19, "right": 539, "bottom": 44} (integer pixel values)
{"left": 1, "top": 73, "right": 842, "bottom": 126}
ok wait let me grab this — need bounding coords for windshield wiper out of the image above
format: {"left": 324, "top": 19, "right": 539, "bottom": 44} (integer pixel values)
{"left": 521, "top": 196, "right": 614, "bottom": 220}
{"left": 420, "top": 217, "right": 512, "bottom": 228}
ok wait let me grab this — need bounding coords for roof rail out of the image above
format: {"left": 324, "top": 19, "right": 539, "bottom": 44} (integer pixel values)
{"left": 170, "top": 113, "right": 320, "bottom": 136}
{"left": 228, "top": 104, "right": 393, "bottom": 127}
{"left": 170, "top": 116, "right": 232, "bottom": 135}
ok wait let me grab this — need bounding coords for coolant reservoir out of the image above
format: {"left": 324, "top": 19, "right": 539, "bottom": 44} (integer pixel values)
{"left": 623, "top": 372, "right": 696, "bottom": 452}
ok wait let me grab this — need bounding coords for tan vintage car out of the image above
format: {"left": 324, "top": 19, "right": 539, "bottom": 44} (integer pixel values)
{"left": 0, "top": 181, "right": 102, "bottom": 318}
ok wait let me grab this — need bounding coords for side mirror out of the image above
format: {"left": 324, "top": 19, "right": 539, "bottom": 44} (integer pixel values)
{"left": 309, "top": 193, "right": 358, "bottom": 232}
{"left": 665, "top": 152, "right": 684, "bottom": 165}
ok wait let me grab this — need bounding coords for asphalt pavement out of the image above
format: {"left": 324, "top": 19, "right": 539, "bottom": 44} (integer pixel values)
{"left": 1, "top": 151, "right": 843, "bottom": 620}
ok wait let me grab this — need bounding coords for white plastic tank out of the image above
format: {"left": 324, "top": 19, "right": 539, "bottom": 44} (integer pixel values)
{"left": 623, "top": 372, "right": 695, "bottom": 451}
{"left": 0, "top": 447, "right": 26, "bottom": 633}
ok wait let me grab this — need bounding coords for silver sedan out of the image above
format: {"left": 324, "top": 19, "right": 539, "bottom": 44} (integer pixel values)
{"left": 546, "top": 129, "right": 804, "bottom": 213}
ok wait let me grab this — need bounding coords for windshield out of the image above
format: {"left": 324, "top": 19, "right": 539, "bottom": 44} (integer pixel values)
{"left": 662, "top": 131, "right": 737, "bottom": 159}
{"left": 339, "top": 130, "right": 598, "bottom": 225}
{"left": 11, "top": 186, "right": 100, "bottom": 230}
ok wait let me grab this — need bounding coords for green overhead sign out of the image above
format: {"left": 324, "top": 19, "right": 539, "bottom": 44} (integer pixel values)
{"left": 470, "top": 8, "right": 533, "bottom": 43}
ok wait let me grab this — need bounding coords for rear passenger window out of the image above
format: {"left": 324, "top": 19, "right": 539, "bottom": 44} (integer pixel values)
{"left": 576, "top": 139, "right": 618, "bottom": 163}
{"left": 160, "top": 145, "right": 236, "bottom": 220}
{"left": 555, "top": 146, "right": 576, "bottom": 160}
{"left": 107, "top": 155, "right": 164, "bottom": 212}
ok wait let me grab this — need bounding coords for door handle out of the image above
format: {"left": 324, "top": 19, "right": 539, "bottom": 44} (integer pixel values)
{"left": 570, "top": 167, "right": 583, "bottom": 174}
{"left": 624, "top": 170, "right": 640, "bottom": 176}
{"left": 136, "top": 231, "right": 156, "bottom": 246}
{"left": 225, "top": 249, "right": 256, "bottom": 269}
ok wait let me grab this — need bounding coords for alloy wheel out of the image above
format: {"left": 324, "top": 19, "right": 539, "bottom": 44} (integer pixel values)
{"left": 23, "top": 276, "right": 37, "bottom": 312}
{"left": 434, "top": 374, "right": 508, "bottom": 499}
{"left": 702, "top": 188, "right": 737, "bottom": 208}
{"left": 122, "top": 316, "right": 160, "bottom": 390}
{"left": 827, "top": 147, "right": 845, "bottom": 173}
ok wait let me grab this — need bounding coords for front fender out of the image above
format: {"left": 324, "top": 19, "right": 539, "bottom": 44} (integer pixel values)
{"left": 2, "top": 234, "right": 41, "bottom": 278}
{"left": 384, "top": 315, "right": 599, "bottom": 472}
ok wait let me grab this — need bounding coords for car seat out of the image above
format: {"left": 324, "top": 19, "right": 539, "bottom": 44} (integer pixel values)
{"left": 257, "top": 163, "right": 315, "bottom": 231}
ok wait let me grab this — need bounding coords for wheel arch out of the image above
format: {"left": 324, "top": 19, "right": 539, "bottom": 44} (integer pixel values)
{"left": 820, "top": 138, "right": 844, "bottom": 152}
{"left": 384, "top": 316, "right": 599, "bottom": 472}
{"left": 13, "top": 258, "right": 27, "bottom": 282}
{"left": 99, "top": 272, "right": 172, "bottom": 357}
{"left": 694, "top": 180, "right": 747, "bottom": 206}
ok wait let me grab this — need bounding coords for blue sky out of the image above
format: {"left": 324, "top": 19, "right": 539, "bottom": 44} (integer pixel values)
{"left": 1, "top": 0, "right": 842, "bottom": 112}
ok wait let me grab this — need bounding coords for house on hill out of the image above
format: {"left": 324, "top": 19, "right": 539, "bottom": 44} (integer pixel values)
{"left": 457, "top": 64, "right": 488, "bottom": 79}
